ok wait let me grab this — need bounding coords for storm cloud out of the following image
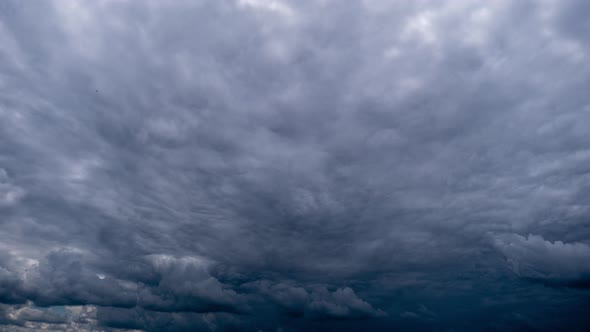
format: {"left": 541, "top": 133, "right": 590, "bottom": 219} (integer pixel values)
{"left": 1, "top": 0, "right": 590, "bottom": 331}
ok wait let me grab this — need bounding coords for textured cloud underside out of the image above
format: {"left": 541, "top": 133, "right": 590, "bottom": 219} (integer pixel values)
{"left": 1, "top": 0, "right": 590, "bottom": 331}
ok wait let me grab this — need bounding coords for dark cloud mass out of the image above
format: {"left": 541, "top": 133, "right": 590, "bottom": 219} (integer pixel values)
{"left": 1, "top": 0, "right": 590, "bottom": 331}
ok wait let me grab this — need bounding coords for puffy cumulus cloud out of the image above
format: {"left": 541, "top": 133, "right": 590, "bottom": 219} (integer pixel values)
{"left": 494, "top": 234, "right": 590, "bottom": 287}
{"left": 1, "top": 0, "right": 590, "bottom": 331}
{"left": 244, "top": 281, "right": 385, "bottom": 319}
{"left": 0, "top": 303, "right": 107, "bottom": 331}
{"left": 135, "top": 255, "right": 244, "bottom": 313}
{"left": 0, "top": 250, "right": 245, "bottom": 314}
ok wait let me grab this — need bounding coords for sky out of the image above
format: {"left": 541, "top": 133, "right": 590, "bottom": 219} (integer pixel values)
{"left": 1, "top": 0, "right": 590, "bottom": 331}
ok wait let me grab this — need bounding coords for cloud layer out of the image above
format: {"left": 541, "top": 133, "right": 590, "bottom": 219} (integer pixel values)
{"left": 1, "top": 0, "right": 590, "bottom": 331}
{"left": 494, "top": 234, "right": 590, "bottom": 287}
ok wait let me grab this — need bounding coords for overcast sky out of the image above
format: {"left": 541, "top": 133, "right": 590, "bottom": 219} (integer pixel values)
{"left": 1, "top": 0, "right": 590, "bottom": 331}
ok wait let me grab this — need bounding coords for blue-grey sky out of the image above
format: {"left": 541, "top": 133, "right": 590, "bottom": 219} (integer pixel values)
{"left": 1, "top": 0, "right": 590, "bottom": 331}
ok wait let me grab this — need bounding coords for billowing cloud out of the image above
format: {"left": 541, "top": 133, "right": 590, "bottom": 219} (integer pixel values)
{"left": 494, "top": 234, "right": 590, "bottom": 287}
{"left": 245, "top": 280, "right": 385, "bottom": 319}
{"left": 1, "top": 0, "right": 590, "bottom": 331}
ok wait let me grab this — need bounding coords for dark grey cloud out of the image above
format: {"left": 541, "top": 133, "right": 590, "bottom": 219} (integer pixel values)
{"left": 494, "top": 234, "right": 590, "bottom": 288}
{"left": 1, "top": 0, "right": 590, "bottom": 331}
{"left": 243, "top": 280, "right": 385, "bottom": 319}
